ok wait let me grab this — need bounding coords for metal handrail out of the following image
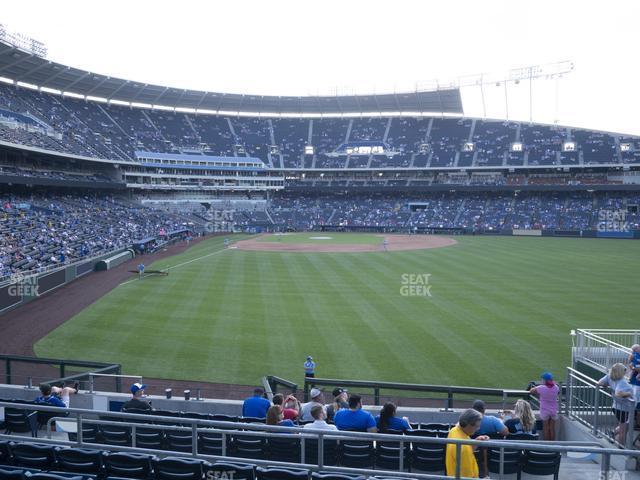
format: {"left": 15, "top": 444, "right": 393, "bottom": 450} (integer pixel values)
{"left": 266, "top": 375, "right": 298, "bottom": 395}
{"left": 1, "top": 354, "right": 121, "bottom": 387}
{"left": 304, "top": 377, "right": 531, "bottom": 409}
{"left": 1, "top": 401, "right": 632, "bottom": 480}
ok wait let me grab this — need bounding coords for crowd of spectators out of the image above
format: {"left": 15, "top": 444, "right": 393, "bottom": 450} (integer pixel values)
{"left": 0, "top": 83, "right": 635, "bottom": 168}
{"left": 262, "top": 192, "right": 640, "bottom": 232}
{"left": 0, "top": 193, "right": 198, "bottom": 279}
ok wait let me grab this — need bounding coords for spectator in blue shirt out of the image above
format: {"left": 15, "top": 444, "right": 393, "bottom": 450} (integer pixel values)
{"left": 472, "top": 400, "right": 509, "bottom": 437}
{"left": 34, "top": 383, "right": 70, "bottom": 408}
{"left": 375, "top": 402, "right": 412, "bottom": 433}
{"left": 333, "top": 394, "right": 377, "bottom": 432}
{"left": 242, "top": 388, "right": 271, "bottom": 419}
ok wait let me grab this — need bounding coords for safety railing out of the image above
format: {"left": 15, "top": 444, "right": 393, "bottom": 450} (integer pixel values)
{"left": 0, "top": 354, "right": 121, "bottom": 389}
{"left": 573, "top": 329, "right": 635, "bottom": 373}
{"left": 266, "top": 375, "right": 298, "bottom": 396}
{"left": 304, "top": 377, "right": 531, "bottom": 410}
{"left": 565, "top": 367, "right": 633, "bottom": 449}
{"left": 0, "top": 401, "right": 628, "bottom": 480}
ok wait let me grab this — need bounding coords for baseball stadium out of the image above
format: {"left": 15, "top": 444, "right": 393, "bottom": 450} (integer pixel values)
{"left": 0, "top": 4, "right": 639, "bottom": 479}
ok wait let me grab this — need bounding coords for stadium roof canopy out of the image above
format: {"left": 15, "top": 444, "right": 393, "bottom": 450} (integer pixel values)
{"left": 0, "top": 40, "right": 463, "bottom": 115}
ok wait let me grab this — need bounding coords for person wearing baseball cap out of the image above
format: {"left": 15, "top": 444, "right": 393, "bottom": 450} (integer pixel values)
{"left": 326, "top": 387, "right": 349, "bottom": 422}
{"left": 529, "top": 372, "right": 559, "bottom": 440}
{"left": 122, "top": 382, "right": 152, "bottom": 412}
{"left": 300, "top": 387, "right": 325, "bottom": 422}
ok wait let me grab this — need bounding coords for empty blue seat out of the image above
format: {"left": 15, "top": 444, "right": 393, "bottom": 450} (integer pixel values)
{"left": 9, "top": 444, "right": 55, "bottom": 470}
{"left": 103, "top": 452, "right": 154, "bottom": 479}
{"left": 256, "top": 467, "right": 308, "bottom": 480}
{"left": 54, "top": 448, "right": 103, "bottom": 475}
{"left": 152, "top": 457, "right": 206, "bottom": 480}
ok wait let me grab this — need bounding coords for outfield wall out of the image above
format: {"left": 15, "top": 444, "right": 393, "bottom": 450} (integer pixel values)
{"left": 313, "top": 224, "right": 640, "bottom": 239}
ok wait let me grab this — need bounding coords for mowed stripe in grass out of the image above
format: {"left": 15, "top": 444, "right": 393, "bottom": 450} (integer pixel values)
{"left": 34, "top": 235, "right": 640, "bottom": 389}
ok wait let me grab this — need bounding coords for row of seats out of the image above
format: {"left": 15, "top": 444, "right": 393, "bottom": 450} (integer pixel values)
{"left": 0, "top": 438, "right": 561, "bottom": 480}
{"left": 0, "top": 441, "right": 403, "bottom": 480}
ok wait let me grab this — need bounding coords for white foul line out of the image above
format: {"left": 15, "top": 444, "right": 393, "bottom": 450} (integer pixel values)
{"left": 118, "top": 246, "right": 231, "bottom": 287}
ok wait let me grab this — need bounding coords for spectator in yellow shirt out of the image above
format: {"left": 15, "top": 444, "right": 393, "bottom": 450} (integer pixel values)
{"left": 446, "top": 409, "right": 489, "bottom": 478}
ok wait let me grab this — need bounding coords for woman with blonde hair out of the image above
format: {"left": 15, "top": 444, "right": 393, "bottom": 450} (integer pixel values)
{"left": 598, "top": 363, "right": 635, "bottom": 443}
{"left": 504, "top": 399, "right": 536, "bottom": 434}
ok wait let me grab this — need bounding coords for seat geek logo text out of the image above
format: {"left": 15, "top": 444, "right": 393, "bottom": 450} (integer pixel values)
{"left": 400, "top": 273, "right": 432, "bottom": 297}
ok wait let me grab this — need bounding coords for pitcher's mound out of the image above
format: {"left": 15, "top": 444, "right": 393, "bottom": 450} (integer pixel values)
{"left": 235, "top": 234, "right": 457, "bottom": 253}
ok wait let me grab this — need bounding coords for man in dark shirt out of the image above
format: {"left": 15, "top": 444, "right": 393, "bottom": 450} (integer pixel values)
{"left": 122, "top": 383, "right": 152, "bottom": 411}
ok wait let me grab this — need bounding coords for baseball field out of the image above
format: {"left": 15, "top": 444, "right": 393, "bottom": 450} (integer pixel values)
{"left": 33, "top": 233, "right": 640, "bottom": 390}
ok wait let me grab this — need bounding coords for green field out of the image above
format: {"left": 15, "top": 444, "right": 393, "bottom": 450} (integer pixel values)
{"left": 34, "top": 234, "right": 640, "bottom": 389}
{"left": 258, "top": 232, "right": 382, "bottom": 244}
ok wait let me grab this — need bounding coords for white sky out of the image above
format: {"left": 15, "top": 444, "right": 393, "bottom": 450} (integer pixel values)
{"left": 2, "top": 0, "right": 640, "bottom": 135}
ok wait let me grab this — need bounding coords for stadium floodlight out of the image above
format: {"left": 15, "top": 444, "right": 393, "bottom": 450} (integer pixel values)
{"left": 511, "top": 142, "right": 523, "bottom": 152}
{"left": 562, "top": 141, "right": 576, "bottom": 152}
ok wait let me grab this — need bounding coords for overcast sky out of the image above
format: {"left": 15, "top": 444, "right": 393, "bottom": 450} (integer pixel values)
{"left": 2, "top": 0, "right": 639, "bottom": 135}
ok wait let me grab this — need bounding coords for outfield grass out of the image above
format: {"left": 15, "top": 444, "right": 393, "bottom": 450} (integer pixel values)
{"left": 34, "top": 235, "right": 640, "bottom": 390}
{"left": 258, "top": 232, "right": 382, "bottom": 244}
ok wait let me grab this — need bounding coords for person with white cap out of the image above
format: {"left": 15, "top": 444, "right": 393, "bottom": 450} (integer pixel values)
{"left": 122, "top": 383, "right": 152, "bottom": 411}
{"left": 304, "top": 356, "right": 316, "bottom": 378}
{"left": 300, "top": 388, "right": 325, "bottom": 422}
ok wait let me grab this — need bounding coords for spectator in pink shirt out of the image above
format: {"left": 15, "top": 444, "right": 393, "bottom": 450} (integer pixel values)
{"left": 530, "top": 372, "right": 559, "bottom": 440}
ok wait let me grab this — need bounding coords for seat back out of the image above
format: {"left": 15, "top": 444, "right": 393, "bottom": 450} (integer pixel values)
{"left": 210, "top": 415, "right": 239, "bottom": 423}
{"left": 0, "top": 468, "right": 27, "bottom": 480}
{"left": 4, "top": 409, "right": 36, "bottom": 435}
{"left": 103, "top": 452, "right": 153, "bottom": 479}
{"left": 100, "top": 424, "right": 132, "bottom": 447}
{"left": 164, "top": 430, "right": 194, "bottom": 453}
{"left": 68, "top": 424, "right": 99, "bottom": 444}
{"left": 152, "top": 456, "right": 205, "bottom": 480}
{"left": 206, "top": 462, "right": 255, "bottom": 480}
{"left": 311, "top": 473, "right": 365, "bottom": 480}
{"left": 340, "top": 439, "right": 375, "bottom": 469}
{"left": 26, "top": 474, "right": 82, "bottom": 480}
{"left": 409, "top": 442, "right": 446, "bottom": 473}
{"left": 232, "top": 434, "right": 267, "bottom": 460}
{"left": 9, "top": 444, "right": 55, "bottom": 469}
{"left": 54, "top": 447, "right": 103, "bottom": 474}
{"left": 0, "top": 441, "right": 11, "bottom": 466}
{"left": 487, "top": 445, "right": 522, "bottom": 475}
{"left": 256, "top": 467, "right": 308, "bottom": 480}
{"left": 134, "top": 426, "right": 164, "bottom": 450}
{"left": 267, "top": 436, "right": 301, "bottom": 463}
{"left": 198, "top": 430, "right": 224, "bottom": 456}
{"left": 304, "top": 438, "right": 339, "bottom": 466}
{"left": 521, "top": 450, "right": 561, "bottom": 477}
